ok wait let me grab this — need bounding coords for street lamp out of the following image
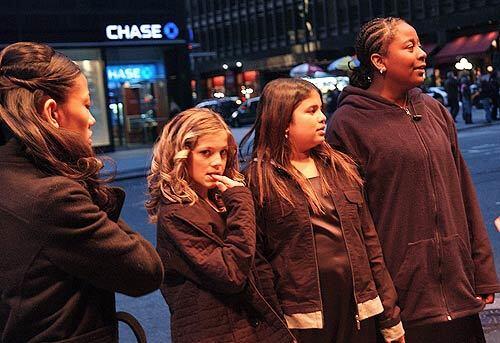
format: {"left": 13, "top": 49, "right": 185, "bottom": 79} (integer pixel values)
{"left": 455, "top": 57, "right": 473, "bottom": 71}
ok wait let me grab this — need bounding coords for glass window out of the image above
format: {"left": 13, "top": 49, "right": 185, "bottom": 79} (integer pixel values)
{"left": 105, "top": 47, "right": 167, "bottom": 147}
{"left": 58, "top": 49, "right": 111, "bottom": 148}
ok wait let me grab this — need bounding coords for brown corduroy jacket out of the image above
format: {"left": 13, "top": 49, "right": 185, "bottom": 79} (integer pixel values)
{"left": 248, "top": 162, "right": 404, "bottom": 341}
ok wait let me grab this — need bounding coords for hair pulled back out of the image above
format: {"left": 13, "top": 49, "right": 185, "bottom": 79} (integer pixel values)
{"left": 350, "top": 17, "right": 405, "bottom": 89}
{"left": 0, "top": 42, "right": 112, "bottom": 207}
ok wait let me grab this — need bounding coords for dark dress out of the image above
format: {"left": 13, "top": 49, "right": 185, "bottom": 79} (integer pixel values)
{"left": 292, "top": 177, "right": 376, "bottom": 343}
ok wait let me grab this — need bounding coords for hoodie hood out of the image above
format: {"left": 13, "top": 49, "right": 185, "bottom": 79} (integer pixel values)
{"left": 337, "top": 86, "right": 424, "bottom": 113}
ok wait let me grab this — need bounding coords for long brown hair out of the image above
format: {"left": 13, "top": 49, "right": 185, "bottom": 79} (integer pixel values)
{"left": 241, "top": 78, "right": 362, "bottom": 213}
{"left": 146, "top": 108, "right": 244, "bottom": 223}
{"left": 0, "top": 42, "right": 112, "bottom": 207}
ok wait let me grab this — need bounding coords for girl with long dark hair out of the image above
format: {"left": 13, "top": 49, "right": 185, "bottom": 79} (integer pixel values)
{"left": 243, "top": 78, "right": 404, "bottom": 342}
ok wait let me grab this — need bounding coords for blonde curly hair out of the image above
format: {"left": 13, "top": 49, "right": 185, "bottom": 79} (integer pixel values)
{"left": 146, "top": 108, "right": 243, "bottom": 222}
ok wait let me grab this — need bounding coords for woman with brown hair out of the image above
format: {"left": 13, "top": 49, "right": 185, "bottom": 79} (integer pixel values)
{"left": 0, "top": 42, "right": 163, "bottom": 342}
{"left": 327, "top": 17, "right": 500, "bottom": 342}
{"left": 242, "top": 78, "right": 404, "bottom": 342}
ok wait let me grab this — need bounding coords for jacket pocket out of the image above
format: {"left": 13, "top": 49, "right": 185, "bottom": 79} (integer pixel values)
{"left": 264, "top": 200, "right": 299, "bottom": 249}
{"left": 343, "top": 189, "right": 364, "bottom": 206}
{"left": 342, "top": 190, "right": 363, "bottom": 235}
{"left": 393, "top": 238, "right": 442, "bottom": 323}
{"left": 441, "top": 234, "right": 481, "bottom": 312}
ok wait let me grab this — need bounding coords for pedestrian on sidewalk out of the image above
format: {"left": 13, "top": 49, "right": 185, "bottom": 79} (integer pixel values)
{"left": 478, "top": 74, "right": 494, "bottom": 123}
{"left": 444, "top": 71, "right": 460, "bottom": 122}
{"left": 146, "top": 108, "right": 295, "bottom": 343}
{"left": 0, "top": 42, "right": 164, "bottom": 342}
{"left": 460, "top": 75, "right": 473, "bottom": 124}
{"left": 327, "top": 17, "right": 500, "bottom": 343}
{"left": 242, "top": 78, "right": 404, "bottom": 343}
{"left": 489, "top": 71, "right": 499, "bottom": 120}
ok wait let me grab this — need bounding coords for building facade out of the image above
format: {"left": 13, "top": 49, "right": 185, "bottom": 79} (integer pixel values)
{"left": 187, "top": 0, "right": 500, "bottom": 99}
{"left": 0, "top": 0, "right": 191, "bottom": 150}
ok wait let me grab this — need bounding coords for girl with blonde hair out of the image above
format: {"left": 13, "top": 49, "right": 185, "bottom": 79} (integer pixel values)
{"left": 147, "top": 108, "right": 294, "bottom": 343}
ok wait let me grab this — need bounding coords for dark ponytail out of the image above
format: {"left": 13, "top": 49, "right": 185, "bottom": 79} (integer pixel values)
{"left": 350, "top": 65, "right": 372, "bottom": 90}
{"left": 0, "top": 42, "right": 114, "bottom": 209}
{"left": 351, "top": 17, "right": 405, "bottom": 89}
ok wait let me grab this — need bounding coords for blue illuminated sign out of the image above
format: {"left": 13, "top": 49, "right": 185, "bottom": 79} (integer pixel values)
{"left": 106, "top": 64, "right": 158, "bottom": 82}
{"left": 105, "top": 22, "right": 180, "bottom": 40}
{"left": 163, "top": 22, "right": 180, "bottom": 40}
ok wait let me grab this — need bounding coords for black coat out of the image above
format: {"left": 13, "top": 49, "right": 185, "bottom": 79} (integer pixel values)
{"left": 0, "top": 139, "right": 164, "bottom": 342}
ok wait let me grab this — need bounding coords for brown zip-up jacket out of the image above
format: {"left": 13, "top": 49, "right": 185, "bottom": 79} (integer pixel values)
{"left": 327, "top": 86, "right": 500, "bottom": 327}
{"left": 157, "top": 186, "right": 296, "bottom": 343}
{"left": 248, "top": 162, "right": 404, "bottom": 341}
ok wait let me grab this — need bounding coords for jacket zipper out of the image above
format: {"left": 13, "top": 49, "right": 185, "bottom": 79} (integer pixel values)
{"left": 329, "top": 193, "right": 361, "bottom": 330}
{"left": 405, "top": 103, "right": 452, "bottom": 321}
{"left": 344, "top": 225, "right": 361, "bottom": 330}
{"left": 248, "top": 277, "right": 297, "bottom": 342}
{"left": 305, "top": 209, "right": 325, "bottom": 329}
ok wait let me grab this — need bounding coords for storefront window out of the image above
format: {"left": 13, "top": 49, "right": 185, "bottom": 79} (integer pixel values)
{"left": 105, "top": 47, "right": 168, "bottom": 147}
{"left": 106, "top": 63, "right": 166, "bottom": 146}
{"left": 59, "top": 49, "right": 111, "bottom": 148}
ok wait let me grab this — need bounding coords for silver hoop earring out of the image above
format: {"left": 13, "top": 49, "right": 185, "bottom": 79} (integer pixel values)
{"left": 379, "top": 67, "right": 386, "bottom": 74}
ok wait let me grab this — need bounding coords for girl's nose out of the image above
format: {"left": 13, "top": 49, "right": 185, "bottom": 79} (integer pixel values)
{"left": 89, "top": 114, "right": 96, "bottom": 127}
{"left": 211, "top": 153, "right": 223, "bottom": 166}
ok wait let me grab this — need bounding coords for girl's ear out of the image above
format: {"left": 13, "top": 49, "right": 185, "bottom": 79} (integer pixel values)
{"left": 370, "top": 53, "right": 386, "bottom": 73}
{"left": 40, "top": 97, "right": 60, "bottom": 128}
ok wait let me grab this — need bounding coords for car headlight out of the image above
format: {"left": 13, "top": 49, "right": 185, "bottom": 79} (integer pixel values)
{"left": 231, "top": 111, "right": 238, "bottom": 118}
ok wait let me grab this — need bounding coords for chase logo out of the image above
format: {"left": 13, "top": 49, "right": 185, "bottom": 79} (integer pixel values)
{"left": 106, "top": 22, "right": 180, "bottom": 40}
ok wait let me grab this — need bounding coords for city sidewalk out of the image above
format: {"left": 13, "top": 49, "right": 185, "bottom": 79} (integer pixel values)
{"left": 482, "top": 298, "right": 500, "bottom": 342}
{"left": 100, "top": 107, "right": 499, "bottom": 181}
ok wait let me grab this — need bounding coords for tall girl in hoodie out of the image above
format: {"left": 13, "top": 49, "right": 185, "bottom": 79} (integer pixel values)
{"left": 242, "top": 78, "right": 404, "bottom": 342}
{"left": 327, "top": 17, "right": 500, "bottom": 342}
{"left": 146, "top": 108, "right": 294, "bottom": 343}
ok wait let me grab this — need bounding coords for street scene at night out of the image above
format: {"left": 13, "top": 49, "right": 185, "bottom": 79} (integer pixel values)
{"left": 1, "top": 1, "right": 500, "bottom": 342}
{"left": 111, "top": 118, "right": 500, "bottom": 342}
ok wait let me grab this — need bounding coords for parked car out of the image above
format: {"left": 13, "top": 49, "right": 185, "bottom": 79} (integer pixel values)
{"left": 195, "top": 97, "right": 241, "bottom": 122}
{"left": 424, "top": 86, "right": 448, "bottom": 106}
{"left": 230, "top": 97, "right": 260, "bottom": 127}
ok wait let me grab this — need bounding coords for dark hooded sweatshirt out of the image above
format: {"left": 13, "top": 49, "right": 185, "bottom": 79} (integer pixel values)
{"left": 326, "top": 85, "right": 500, "bottom": 328}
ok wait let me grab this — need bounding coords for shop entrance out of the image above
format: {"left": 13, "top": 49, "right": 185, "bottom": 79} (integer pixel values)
{"left": 106, "top": 47, "right": 169, "bottom": 148}
{"left": 107, "top": 64, "right": 168, "bottom": 147}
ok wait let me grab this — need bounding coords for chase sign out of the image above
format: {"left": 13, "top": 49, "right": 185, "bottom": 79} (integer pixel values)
{"left": 106, "top": 22, "right": 180, "bottom": 40}
{"left": 107, "top": 64, "right": 158, "bottom": 82}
